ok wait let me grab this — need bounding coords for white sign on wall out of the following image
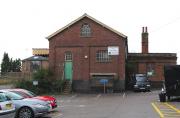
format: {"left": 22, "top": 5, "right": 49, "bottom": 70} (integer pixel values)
{"left": 108, "top": 46, "right": 119, "bottom": 55}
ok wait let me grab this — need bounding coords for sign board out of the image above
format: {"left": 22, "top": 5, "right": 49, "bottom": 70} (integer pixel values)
{"left": 99, "top": 79, "right": 108, "bottom": 84}
{"left": 108, "top": 46, "right": 119, "bottom": 55}
{"left": 147, "top": 71, "right": 154, "bottom": 76}
{"left": 33, "top": 80, "right": 38, "bottom": 86}
{"left": 147, "top": 72, "right": 153, "bottom": 76}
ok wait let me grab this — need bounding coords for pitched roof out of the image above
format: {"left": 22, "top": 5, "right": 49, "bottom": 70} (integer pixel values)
{"left": 22, "top": 56, "right": 48, "bottom": 61}
{"left": 46, "top": 13, "right": 127, "bottom": 40}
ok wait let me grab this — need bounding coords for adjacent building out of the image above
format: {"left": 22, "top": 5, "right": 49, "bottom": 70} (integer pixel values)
{"left": 22, "top": 48, "right": 49, "bottom": 73}
{"left": 127, "top": 27, "right": 177, "bottom": 88}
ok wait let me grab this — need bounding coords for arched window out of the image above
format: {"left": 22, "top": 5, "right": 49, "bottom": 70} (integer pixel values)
{"left": 80, "top": 23, "right": 91, "bottom": 37}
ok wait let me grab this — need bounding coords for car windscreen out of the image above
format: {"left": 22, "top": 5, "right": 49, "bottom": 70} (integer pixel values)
{"left": 12, "top": 91, "right": 31, "bottom": 98}
{"left": 12, "top": 90, "right": 36, "bottom": 98}
{"left": 25, "top": 90, "right": 36, "bottom": 97}
{"left": 136, "top": 76, "right": 147, "bottom": 82}
{"left": 5, "top": 91, "right": 24, "bottom": 100}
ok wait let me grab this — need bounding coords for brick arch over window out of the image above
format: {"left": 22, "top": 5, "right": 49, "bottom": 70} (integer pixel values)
{"left": 80, "top": 23, "right": 91, "bottom": 37}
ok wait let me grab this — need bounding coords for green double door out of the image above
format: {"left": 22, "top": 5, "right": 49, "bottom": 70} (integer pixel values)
{"left": 65, "top": 61, "right": 73, "bottom": 80}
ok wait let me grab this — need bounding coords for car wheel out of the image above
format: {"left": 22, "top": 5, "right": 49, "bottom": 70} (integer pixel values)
{"left": 18, "top": 107, "right": 34, "bottom": 118}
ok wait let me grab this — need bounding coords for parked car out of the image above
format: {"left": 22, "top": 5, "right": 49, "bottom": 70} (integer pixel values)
{"left": 0, "top": 92, "right": 16, "bottom": 118}
{"left": 0, "top": 90, "right": 51, "bottom": 118}
{"left": 133, "top": 74, "right": 151, "bottom": 92}
{"left": 7, "top": 89, "right": 57, "bottom": 109}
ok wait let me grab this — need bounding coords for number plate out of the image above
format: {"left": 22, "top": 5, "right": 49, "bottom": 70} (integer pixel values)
{"left": 140, "top": 88, "right": 145, "bottom": 90}
{"left": 6, "top": 103, "right": 12, "bottom": 109}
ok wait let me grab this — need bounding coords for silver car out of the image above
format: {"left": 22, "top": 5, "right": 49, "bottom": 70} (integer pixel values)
{"left": 0, "top": 92, "right": 16, "bottom": 118}
{"left": 0, "top": 90, "right": 51, "bottom": 118}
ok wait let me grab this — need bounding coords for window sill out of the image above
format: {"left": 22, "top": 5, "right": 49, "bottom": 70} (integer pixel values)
{"left": 96, "top": 61, "right": 112, "bottom": 63}
{"left": 80, "top": 36, "right": 92, "bottom": 38}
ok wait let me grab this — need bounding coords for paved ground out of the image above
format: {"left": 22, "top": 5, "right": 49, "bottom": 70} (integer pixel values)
{"left": 42, "top": 90, "right": 180, "bottom": 118}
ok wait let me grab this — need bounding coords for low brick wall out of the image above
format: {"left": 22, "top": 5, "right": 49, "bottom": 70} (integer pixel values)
{"left": 72, "top": 79, "right": 125, "bottom": 93}
{"left": 0, "top": 84, "right": 14, "bottom": 89}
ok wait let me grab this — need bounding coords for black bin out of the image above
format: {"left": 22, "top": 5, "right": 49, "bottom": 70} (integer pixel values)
{"left": 159, "top": 93, "right": 166, "bottom": 102}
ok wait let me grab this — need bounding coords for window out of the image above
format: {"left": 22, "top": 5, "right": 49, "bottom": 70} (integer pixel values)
{"left": 65, "top": 52, "right": 72, "bottom": 61}
{"left": 80, "top": 23, "right": 91, "bottom": 37}
{"left": 147, "top": 63, "right": 155, "bottom": 76}
{"left": 96, "top": 50, "right": 111, "bottom": 62}
{"left": 31, "top": 61, "right": 41, "bottom": 72}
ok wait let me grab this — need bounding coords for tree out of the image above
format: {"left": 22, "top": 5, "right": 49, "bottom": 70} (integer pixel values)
{"left": 9, "top": 58, "right": 21, "bottom": 72}
{"left": 1, "top": 52, "right": 10, "bottom": 72}
{"left": 1, "top": 52, "right": 21, "bottom": 73}
{"left": 12, "top": 59, "right": 21, "bottom": 72}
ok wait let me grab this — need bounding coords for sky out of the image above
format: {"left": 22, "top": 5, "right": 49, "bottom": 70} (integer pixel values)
{"left": 0, "top": 0, "right": 180, "bottom": 65}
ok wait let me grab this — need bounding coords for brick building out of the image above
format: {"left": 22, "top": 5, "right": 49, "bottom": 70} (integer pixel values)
{"left": 47, "top": 14, "right": 128, "bottom": 92}
{"left": 46, "top": 14, "right": 177, "bottom": 92}
{"left": 127, "top": 27, "right": 177, "bottom": 88}
{"left": 22, "top": 48, "right": 49, "bottom": 73}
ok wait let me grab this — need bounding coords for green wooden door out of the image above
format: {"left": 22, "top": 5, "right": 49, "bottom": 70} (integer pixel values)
{"left": 65, "top": 61, "right": 73, "bottom": 80}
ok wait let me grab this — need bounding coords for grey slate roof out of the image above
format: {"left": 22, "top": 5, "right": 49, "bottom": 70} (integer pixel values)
{"left": 22, "top": 56, "right": 48, "bottom": 61}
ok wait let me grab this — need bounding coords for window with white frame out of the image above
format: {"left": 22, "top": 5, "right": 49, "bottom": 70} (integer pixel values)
{"left": 96, "top": 50, "right": 111, "bottom": 62}
{"left": 80, "top": 23, "right": 91, "bottom": 37}
{"left": 65, "top": 52, "right": 72, "bottom": 61}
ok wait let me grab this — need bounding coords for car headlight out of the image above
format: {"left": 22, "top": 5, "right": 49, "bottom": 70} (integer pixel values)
{"left": 32, "top": 104, "right": 46, "bottom": 108}
{"left": 134, "top": 85, "right": 138, "bottom": 87}
{"left": 161, "top": 88, "right": 165, "bottom": 92}
{"left": 146, "top": 85, "right": 150, "bottom": 87}
{"left": 47, "top": 100, "right": 54, "bottom": 104}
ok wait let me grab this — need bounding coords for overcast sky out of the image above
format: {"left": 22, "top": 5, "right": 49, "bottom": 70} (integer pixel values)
{"left": 0, "top": 0, "right": 180, "bottom": 65}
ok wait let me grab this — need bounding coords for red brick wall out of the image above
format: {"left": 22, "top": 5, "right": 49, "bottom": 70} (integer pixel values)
{"left": 138, "top": 63, "right": 147, "bottom": 73}
{"left": 152, "top": 62, "right": 176, "bottom": 81}
{"left": 142, "top": 33, "right": 148, "bottom": 53}
{"left": 141, "top": 27, "right": 149, "bottom": 53}
{"left": 137, "top": 62, "right": 176, "bottom": 81}
{"left": 49, "top": 17, "right": 126, "bottom": 81}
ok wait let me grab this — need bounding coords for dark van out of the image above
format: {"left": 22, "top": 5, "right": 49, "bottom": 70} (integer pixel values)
{"left": 133, "top": 74, "right": 151, "bottom": 92}
{"left": 160, "top": 65, "right": 180, "bottom": 102}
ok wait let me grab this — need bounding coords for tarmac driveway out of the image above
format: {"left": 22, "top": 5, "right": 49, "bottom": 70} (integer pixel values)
{"left": 43, "top": 90, "right": 180, "bottom": 118}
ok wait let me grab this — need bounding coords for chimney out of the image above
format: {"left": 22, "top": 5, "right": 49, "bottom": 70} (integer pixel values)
{"left": 142, "top": 27, "right": 149, "bottom": 53}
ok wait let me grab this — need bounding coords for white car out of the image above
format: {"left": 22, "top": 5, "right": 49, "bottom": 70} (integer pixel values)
{"left": 0, "top": 92, "right": 16, "bottom": 118}
{"left": 0, "top": 90, "right": 51, "bottom": 118}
